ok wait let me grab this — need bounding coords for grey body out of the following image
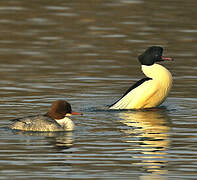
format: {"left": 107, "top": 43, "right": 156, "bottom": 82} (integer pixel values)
{"left": 9, "top": 115, "right": 65, "bottom": 132}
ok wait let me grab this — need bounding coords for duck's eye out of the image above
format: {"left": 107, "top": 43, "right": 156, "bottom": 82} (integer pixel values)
{"left": 154, "top": 54, "right": 161, "bottom": 59}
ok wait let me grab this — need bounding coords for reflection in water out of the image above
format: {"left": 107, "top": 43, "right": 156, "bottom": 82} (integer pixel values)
{"left": 119, "top": 109, "right": 170, "bottom": 179}
{"left": 12, "top": 130, "right": 74, "bottom": 149}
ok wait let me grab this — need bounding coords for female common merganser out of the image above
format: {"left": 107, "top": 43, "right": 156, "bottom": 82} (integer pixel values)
{"left": 9, "top": 100, "right": 82, "bottom": 132}
{"left": 109, "top": 46, "right": 173, "bottom": 110}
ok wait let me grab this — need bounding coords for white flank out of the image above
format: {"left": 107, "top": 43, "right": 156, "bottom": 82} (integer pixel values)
{"left": 110, "top": 63, "right": 172, "bottom": 109}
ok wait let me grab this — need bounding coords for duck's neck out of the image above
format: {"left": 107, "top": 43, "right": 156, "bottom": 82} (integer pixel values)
{"left": 55, "top": 117, "right": 74, "bottom": 131}
{"left": 142, "top": 63, "right": 172, "bottom": 83}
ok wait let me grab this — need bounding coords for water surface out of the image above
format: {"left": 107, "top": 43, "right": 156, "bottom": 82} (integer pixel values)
{"left": 0, "top": 0, "right": 196, "bottom": 179}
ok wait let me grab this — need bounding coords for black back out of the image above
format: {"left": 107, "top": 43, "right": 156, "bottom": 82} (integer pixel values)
{"left": 109, "top": 77, "right": 152, "bottom": 107}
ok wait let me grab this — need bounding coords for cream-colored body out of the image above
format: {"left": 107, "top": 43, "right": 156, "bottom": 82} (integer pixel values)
{"left": 110, "top": 64, "right": 172, "bottom": 109}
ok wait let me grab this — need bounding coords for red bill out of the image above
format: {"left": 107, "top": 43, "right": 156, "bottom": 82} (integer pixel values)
{"left": 71, "top": 112, "right": 83, "bottom": 115}
{"left": 161, "top": 56, "right": 174, "bottom": 61}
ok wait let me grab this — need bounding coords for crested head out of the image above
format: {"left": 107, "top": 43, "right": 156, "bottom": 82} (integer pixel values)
{"left": 138, "top": 46, "right": 173, "bottom": 66}
{"left": 46, "top": 100, "right": 72, "bottom": 120}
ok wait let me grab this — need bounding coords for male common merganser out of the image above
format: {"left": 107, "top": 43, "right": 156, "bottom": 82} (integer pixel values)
{"left": 109, "top": 46, "right": 173, "bottom": 110}
{"left": 9, "top": 100, "right": 82, "bottom": 132}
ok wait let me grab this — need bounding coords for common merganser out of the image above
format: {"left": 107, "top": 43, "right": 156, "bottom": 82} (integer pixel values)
{"left": 9, "top": 100, "right": 82, "bottom": 132}
{"left": 109, "top": 46, "right": 173, "bottom": 110}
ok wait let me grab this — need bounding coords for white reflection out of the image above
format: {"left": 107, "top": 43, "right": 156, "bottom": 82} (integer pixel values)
{"left": 119, "top": 109, "right": 170, "bottom": 179}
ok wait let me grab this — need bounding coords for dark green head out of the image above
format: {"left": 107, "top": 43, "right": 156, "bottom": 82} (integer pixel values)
{"left": 138, "top": 46, "right": 173, "bottom": 66}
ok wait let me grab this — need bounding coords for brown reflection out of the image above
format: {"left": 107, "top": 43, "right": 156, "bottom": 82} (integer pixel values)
{"left": 119, "top": 109, "right": 170, "bottom": 179}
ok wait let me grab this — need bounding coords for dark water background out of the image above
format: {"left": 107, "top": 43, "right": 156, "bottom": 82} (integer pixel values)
{"left": 0, "top": 0, "right": 196, "bottom": 179}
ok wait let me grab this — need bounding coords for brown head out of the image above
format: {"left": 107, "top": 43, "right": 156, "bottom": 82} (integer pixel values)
{"left": 46, "top": 100, "right": 81, "bottom": 120}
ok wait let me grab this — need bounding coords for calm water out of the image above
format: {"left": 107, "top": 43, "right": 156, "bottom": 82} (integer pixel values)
{"left": 0, "top": 0, "right": 196, "bottom": 179}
